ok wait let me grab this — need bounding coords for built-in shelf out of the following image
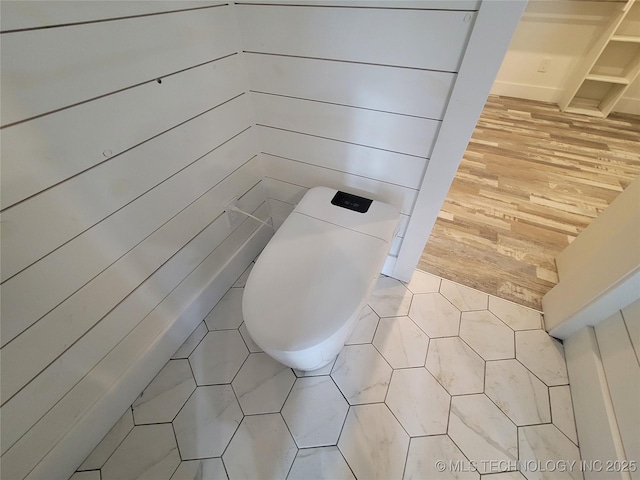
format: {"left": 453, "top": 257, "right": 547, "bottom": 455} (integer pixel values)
{"left": 559, "top": 0, "right": 639, "bottom": 118}
{"left": 564, "top": 98, "right": 606, "bottom": 117}
{"left": 585, "top": 73, "right": 630, "bottom": 83}
{"left": 611, "top": 34, "right": 640, "bottom": 42}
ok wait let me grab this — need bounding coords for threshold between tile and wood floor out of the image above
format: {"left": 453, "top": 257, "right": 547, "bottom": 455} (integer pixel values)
{"left": 420, "top": 95, "right": 640, "bottom": 310}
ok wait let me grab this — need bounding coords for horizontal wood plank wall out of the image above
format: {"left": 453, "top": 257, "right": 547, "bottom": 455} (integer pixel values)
{"left": 0, "top": 3, "right": 270, "bottom": 478}
{"left": 565, "top": 301, "right": 640, "bottom": 480}
{"left": 236, "top": 2, "right": 475, "bottom": 270}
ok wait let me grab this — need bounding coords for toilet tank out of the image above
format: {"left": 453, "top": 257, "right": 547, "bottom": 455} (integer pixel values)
{"left": 294, "top": 187, "right": 399, "bottom": 243}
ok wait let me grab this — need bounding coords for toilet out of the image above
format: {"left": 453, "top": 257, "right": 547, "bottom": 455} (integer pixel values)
{"left": 242, "top": 187, "right": 400, "bottom": 371}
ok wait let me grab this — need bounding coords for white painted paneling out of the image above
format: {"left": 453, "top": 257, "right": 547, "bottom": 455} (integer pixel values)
{"left": 238, "top": 5, "right": 475, "bottom": 71}
{"left": 1, "top": 138, "right": 259, "bottom": 405}
{"left": 261, "top": 154, "right": 417, "bottom": 214}
{"left": 1, "top": 106, "right": 254, "bottom": 348}
{"left": 257, "top": 126, "right": 427, "bottom": 189}
{"left": 565, "top": 327, "right": 628, "bottom": 480}
{"left": 2, "top": 54, "right": 247, "bottom": 208}
{"left": 246, "top": 53, "right": 456, "bottom": 120}
{"left": 0, "top": 3, "right": 267, "bottom": 476}
{"left": 2, "top": 205, "right": 272, "bottom": 480}
{"left": 1, "top": 94, "right": 251, "bottom": 284}
{"left": 595, "top": 312, "right": 640, "bottom": 477}
{"left": 268, "top": 198, "right": 296, "bottom": 230}
{"left": 237, "top": 0, "right": 480, "bottom": 9}
{"left": 1, "top": 5, "right": 239, "bottom": 126}
{"left": 392, "top": 0, "right": 528, "bottom": 281}
{"left": 264, "top": 178, "right": 309, "bottom": 206}
{"left": 252, "top": 93, "right": 440, "bottom": 158}
{"left": 0, "top": 1, "right": 224, "bottom": 31}
{"left": 27, "top": 221, "right": 271, "bottom": 480}
{"left": 1, "top": 167, "right": 265, "bottom": 455}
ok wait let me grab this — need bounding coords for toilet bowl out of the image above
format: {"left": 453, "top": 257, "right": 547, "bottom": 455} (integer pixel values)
{"left": 242, "top": 187, "right": 399, "bottom": 371}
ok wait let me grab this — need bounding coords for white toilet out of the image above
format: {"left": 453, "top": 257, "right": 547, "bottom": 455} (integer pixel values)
{"left": 242, "top": 187, "right": 400, "bottom": 371}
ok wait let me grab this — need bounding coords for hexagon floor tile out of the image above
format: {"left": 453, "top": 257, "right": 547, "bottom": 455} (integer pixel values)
{"left": 101, "top": 424, "right": 180, "bottom": 480}
{"left": 460, "top": 310, "right": 515, "bottom": 360}
{"left": 282, "top": 376, "right": 349, "bottom": 448}
{"left": 426, "top": 336, "right": 485, "bottom": 395}
{"left": 409, "top": 292, "right": 461, "bottom": 338}
{"left": 189, "top": 330, "right": 248, "bottom": 385}
{"left": 232, "top": 352, "right": 295, "bottom": 414}
{"left": 368, "top": 276, "right": 413, "bottom": 318}
{"left": 516, "top": 329, "right": 569, "bottom": 387}
{"left": 518, "top": 424, "right": 582, "bottom": 480}
{"left": 440, "top": 278, "right": 489, "bottom": 312}
{"left": 338, "top": 403, "right": 409, "bottom": 480}
{"left": 132, "top": 359, "right": 195, "bottom": 425}
{"left": 331, "top": 344, "right": 392, "bottom": 405}
{"left": 224, "top": 414, "right": 297, "bottom": 479}
{"left": 204, "top": 287, "right": 245, "bottom": 331}
{"left": 288, "top": 446, "right": 355, "bottom": 480}
{"left": 173, "top": 384, "right": 243, "bottom": 459}
{"left": 75, "top": 270, "right": 581, "bottom": 480}
{"left": 449, "top": 394, "right": 518, "bottom": 475}
{"left": 385, "top": 367, "right": 450, "bottom": 436}
{"left": 372, "top": 316, "right": 429, "bottom": 368}
{"left": 404, "top": 435, "right": 479, "bottom": 480}
{"left": 485, "top": 359, "right": 550, "bottom": 426}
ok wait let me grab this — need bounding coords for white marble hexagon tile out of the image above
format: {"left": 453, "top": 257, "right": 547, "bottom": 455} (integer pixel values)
{"left": 72, "top": 268, "right": 581, "bottom": 480}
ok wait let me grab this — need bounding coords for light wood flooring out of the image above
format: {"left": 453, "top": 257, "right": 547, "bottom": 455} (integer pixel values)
{"left": 418, "top": 95, "right": 640, "bottom": 310}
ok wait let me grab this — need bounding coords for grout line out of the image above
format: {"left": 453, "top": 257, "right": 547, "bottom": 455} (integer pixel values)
{"left": 0, "top": 3, "right": 228, "bottom": 34}
{"left": 242, "top": 50, "right": 459, "bottom": 74}
{"left": 257, "top": 124, "right": 430, "bottom": 160}
{"left": 260, "top": 151, "right": 421, "bottom": 194}
{"left": 0, "top": 52, "right": 239, "bottom": 131}
{"left": 251, "top": 90, "right": 441, "bottom": 121}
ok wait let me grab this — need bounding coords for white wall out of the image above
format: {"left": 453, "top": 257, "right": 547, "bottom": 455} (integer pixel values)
{"left": 565, "top": 300, "right": 640, "bottom": 480}
{"left": 492, "top": 0, "right": 640, "bottom": 115}
{"left": 235, "top": 0, "right": 526, "bottom": 280}
{"left": 544, "top": 176, "right": 640, "bottom": 339}
{"left": 236, "top": 1, "right": 476, "bottom": 273}
{"left": 0, "top": 1, "right": 527, "bottom": 477}
{"left": 0, "top": 2, "right": 271, "bottom": 479}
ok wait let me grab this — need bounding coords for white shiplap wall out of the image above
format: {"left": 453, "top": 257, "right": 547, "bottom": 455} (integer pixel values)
{"left": 0, "top": 3, "right": 271, "bottom": 479}
{"left": 0, "top": 0, "right": 528, "bottom": 477}
{"left": 565, "top": 300, "right": 640, "bottom": 480}
{"left": 237, "top": 2, "right": 473, "bottom": 271}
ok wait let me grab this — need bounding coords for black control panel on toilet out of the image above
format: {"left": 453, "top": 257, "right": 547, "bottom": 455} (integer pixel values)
{"left": 331, "top": 190, "right": 373, "bottom": 213}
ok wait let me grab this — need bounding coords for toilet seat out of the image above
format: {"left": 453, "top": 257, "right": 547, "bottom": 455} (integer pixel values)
{"left": 242, "top": 187, "right": 399, "bottom": 370}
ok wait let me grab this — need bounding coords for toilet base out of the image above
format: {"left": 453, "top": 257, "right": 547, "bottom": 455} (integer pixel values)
{"left": 253, "top": 306, "right": 362, "bottom": 371}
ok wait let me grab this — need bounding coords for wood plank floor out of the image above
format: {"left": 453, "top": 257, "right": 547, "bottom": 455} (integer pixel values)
{"left": 418, "top": 95, "right": 640, "bottom": 310}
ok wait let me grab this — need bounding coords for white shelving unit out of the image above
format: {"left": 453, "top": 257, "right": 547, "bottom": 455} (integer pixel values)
{"left": 559, "top": 0, "right": 640, "bottom": 118}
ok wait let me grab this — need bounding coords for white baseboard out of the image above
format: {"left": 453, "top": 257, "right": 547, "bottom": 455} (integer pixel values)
{"left": 490, "top": 81, "right": 639, "bottom": 116}
{"left": 25, "top": 222, "right": 272, "bottom": 480}
{"left": 490, "top": 80, "right": 560, "bottom": 103}
{"left": 614, "top": 95, "right": 640, "bottom": 116}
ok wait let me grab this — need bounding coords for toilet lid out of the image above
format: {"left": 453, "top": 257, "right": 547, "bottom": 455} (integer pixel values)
{"left": 243, "top": 212, "right": 391, "bottom": 352}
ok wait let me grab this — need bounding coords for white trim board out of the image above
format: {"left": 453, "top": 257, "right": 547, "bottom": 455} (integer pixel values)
{"left": 392, "top": 0, "right": 528, "bottom": 281}
{"left": 491, "top": 80, "right": 640, "bottom": 115}
{"left": 544, "top": 176, "right": 640, "bottom": 340}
